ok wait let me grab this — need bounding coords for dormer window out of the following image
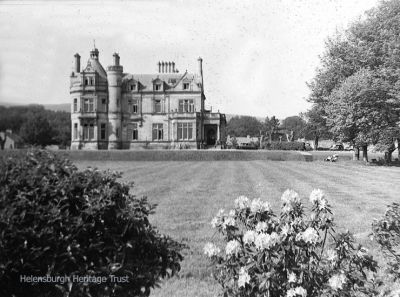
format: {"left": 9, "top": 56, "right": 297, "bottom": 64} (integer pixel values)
{"left": 130, "top": 84, "right": 136, "bottom": 91}
{"left": 85, "top": 78, "right": 89, "bottom": 86}
{"left": 154, "top": 83, "right": 162, "bottom": 91}
{"left": 183, "top": 83, "right": 190, "bottom": 90}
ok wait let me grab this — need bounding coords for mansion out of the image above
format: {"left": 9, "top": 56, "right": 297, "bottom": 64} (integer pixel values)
{"left": 70, "top": 48, "right": 226, "bottom": 150}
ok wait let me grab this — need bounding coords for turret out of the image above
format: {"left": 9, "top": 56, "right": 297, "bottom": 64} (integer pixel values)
{"left": 106, "top": 53, "right": 123, "bottom": 149}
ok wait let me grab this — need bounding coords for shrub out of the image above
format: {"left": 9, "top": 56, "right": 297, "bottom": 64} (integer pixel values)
{"left": 204, "top": 190, "right": 378, "bottom": 297}
{"left": 372, "top": 203, "right": 400, "bottom": 281}
{"left": 0, "top": 149, "right": 184, "bottom": 297}
{"left": 263, "top": 141, "right": 305, "bottom": 151}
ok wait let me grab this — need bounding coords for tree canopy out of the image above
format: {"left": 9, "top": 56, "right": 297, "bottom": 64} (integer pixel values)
{"left": 307, "top": 0, "right": 400, "bottom": 159}
{"left": 0, "top": 105, "right": 71, "bottom": 148}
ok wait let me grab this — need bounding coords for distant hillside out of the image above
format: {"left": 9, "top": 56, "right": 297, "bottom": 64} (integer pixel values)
{"left": 43, "top": 103, "right": 70, "bottom": 112}
{"left": 225, "top": 114, "right": 266, "bottom": 122}
{"left": 0, "top": 102, "right": 70, "bottom": 112}
{"left": 0, "top": 103, "right": 270, "bottom": 120}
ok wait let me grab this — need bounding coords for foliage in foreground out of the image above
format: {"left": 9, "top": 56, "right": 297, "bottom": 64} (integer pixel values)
{"left": 205, "top": 190, "right": 378, "bottom": 297}
{"left": 372, "top": 202, "right": 400, "bottom": 295}
{"left": 0, "top": 149, "right": 184, "bottom": 297}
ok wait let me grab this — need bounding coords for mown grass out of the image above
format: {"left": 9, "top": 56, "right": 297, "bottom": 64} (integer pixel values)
{"left": 75, "top": 159, "right": 400, "bottom": 297}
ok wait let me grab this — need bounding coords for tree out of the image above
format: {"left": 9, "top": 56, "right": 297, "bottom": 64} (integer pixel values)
{"left": 226, "top": 116, "right": 262, "bottom": 137}
{"left": 307, "top": 0, "right": 400, "bottom": 161}
{"left": 263, "top": 116, "right": 280, "bottom": 143}
{"left": 0, "top": 150, "right": 184, "bottom": 297}
{"left": 327, "top": 69, "right": 400, "bottom": 161}
{"left": 280, "top": 116, "right": 307, "bottom": 142}
{"left": 301, "top": 106, "right": 331, "bottom": 150}
{"left": 19, "top": 111, "right": 55, "bottom": 147}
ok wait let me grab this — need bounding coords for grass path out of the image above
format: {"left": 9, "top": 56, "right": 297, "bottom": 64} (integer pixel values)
{"left": 76, "top": 160, "right": 400, "bottom": 297}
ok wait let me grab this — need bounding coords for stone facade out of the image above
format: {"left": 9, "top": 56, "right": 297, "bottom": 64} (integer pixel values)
{"left": 70, "top": 48, "right": 226, "bottom": 150}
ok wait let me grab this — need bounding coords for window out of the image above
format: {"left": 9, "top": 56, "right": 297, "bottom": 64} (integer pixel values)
{"left": 90, "top": 77, "right": 94, "bottom": 85}
{"left": 85, "top": 78, "right": 89, "bottom": 86}
{"left": 101, "top": 98, "right": 107, "bottom": 112}
{"left": 128, "top": 123, "right": 138, "bottom": 140}
{"left": 83, "top": 123, "right": 94, "bottom": 140}
{"left": 177, "top": 123, "right": 193, "bottom": 140}
{"left": 73, "top": 123, "right": 78, "bottom": 140}
{"left": 73, "top": 98, "right": 78, "bottom": 112}
{"left": 129, "top": 99, "right": 138, "bottom": 114}
{"left": 183, "top": 83, "right": 190, "bottom": 90}
{"left": 152, "top": 124, "right": 163, "bottom": 140}
{"left": 89, "top": 123, "right": 94, "bottom": 139}
{"left": 100, "top": 123, "right": 106, "bottom": 140}
{"left": 154, "top": 100, "right": 161, "bottom": 113}
{"left": 117, "top": 99, "right": 120, "bottom": 108}
{"left": 83, "top": 98, "right": 94, "bottom": 112}
{"left": 154, "top": 83, "right": 162, "bottom": 91}
{"left": 178, "top": 99, "right": 194, "bottom": 113}
{"left": 130, "top": 84, "right": 136, "bottom": 91}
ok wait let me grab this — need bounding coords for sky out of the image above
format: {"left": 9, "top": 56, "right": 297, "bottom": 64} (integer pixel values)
{"left": 0, "top": 0, "right": 379, "bottom": 118}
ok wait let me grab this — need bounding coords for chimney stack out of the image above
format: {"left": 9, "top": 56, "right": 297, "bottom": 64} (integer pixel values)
{"left": 172, "top": 62, "right": 175, "bottom": 73}
{"left": 113, "top": 53, "right": 120, "bottom": 66}
{"left": 74, "top": 53, "right": 81, "bottom": 73}
{"left": 168, "top": 62, "right": 171, "bottom": 73}
{"left": 162, "top": 62, "right": 165, "bottom": 73}
{"left": 158, "top": 61, "right": 161, "bottom": 73}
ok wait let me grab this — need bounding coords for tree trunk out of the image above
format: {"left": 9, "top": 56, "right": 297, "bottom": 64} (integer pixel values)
{"left": 0, "top": 134, "right": 6, "bottom": 150}
{"left": 314, "top": 135, "right": 319, "bottom": 151}
{"left": 362, "top": 145, "right": 368, "bottom": 162}
{"left": 353, "top": 147, "right": 360, "bottom": 160}
{"left": 385, "top": 145, "right": 396, "bottom": 164}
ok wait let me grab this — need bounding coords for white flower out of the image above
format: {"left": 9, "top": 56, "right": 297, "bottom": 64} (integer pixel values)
{"left": 295, "top": 286, "right": 307, "bottom": 297}
{"left": 288, "top": 272, "right": 297, "bottom": 283}
{"left": 254, "top": 232, "right": 278, "bottom": 250}
{"left": 243, "top": 230, "right": 257, "bottom": 245}
{"left": 225, "top": 240, "right": 241, "bottom": 257}
{"left": 310, "top": 189, "right": 328, "bottom": 210}
{"left": 211, "top": 217, "right": 219, "bottom": 228}
{"left": 286, "top": 288, "right": 296, "bottom": 297}
{"left": 250, "top": 198, "right": 271, "bottom": 213}
{"left": 326, "top": 249, "right": 337, "bottom": 262}
{"left": 229, "top": 209, "right": 236, "bottom": 217}
{"left": 309, "top": 189, "right": 324, "bottom": 204}
{"left": 222, "top": 215, "right": 236, "bottom": 229}
{"left": 203, "top": 242, "right": 220, "bottom": 258}
{"left": 281, "top": 189, "right": 300, "bottom": 204}
{"left": 235, "top": 196, "right": 249, "bottom": 210}
{"left": 255, "top": 222, "right": 268, "bottom": 233}
{"left": 328, "top": 273, "right": 347, "bottom": 290}
{"left": 282, "top": 203, "right": 293, "bottom": 214}
{"left": 280, "top": 224, "right": 290, "bottom": 237}
{"left": 297, "top": 227, "right": 319, "bottom": 244}
{"left": 238, "top": 267, "right": 251, "bottom": 288}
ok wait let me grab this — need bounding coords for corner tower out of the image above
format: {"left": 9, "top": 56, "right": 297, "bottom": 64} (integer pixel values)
{"left": 106, "top": 53, "right": 123, "bottom": 149}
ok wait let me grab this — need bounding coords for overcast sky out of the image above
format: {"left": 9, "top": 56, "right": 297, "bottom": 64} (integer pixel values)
{"left": 0, "top": 0, "right": 379, "bottom": 118}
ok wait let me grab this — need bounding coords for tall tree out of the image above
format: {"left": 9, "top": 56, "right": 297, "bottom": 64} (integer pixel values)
{"left": 307, "top": 0, "right": 400, "bottom": 161}
{"left": 280, "top": 116, "right": 307, "bottom": 142}
{"left": 301, "top": 106, "right": 331, "bottom": 150}
{"left": 263, "top": 116, "right": 280, "bottom": 143}
{"left": 226, "top": 116, "right": 262, "bottom": 137}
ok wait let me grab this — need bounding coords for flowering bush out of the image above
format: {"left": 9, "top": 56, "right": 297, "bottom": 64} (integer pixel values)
{"left": 204, "top": 190, "right": 378, "bottom": 297}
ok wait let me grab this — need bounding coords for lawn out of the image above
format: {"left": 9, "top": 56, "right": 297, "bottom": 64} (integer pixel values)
{"left": 76, "top": 159, "right": 400, "bottom": 297}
